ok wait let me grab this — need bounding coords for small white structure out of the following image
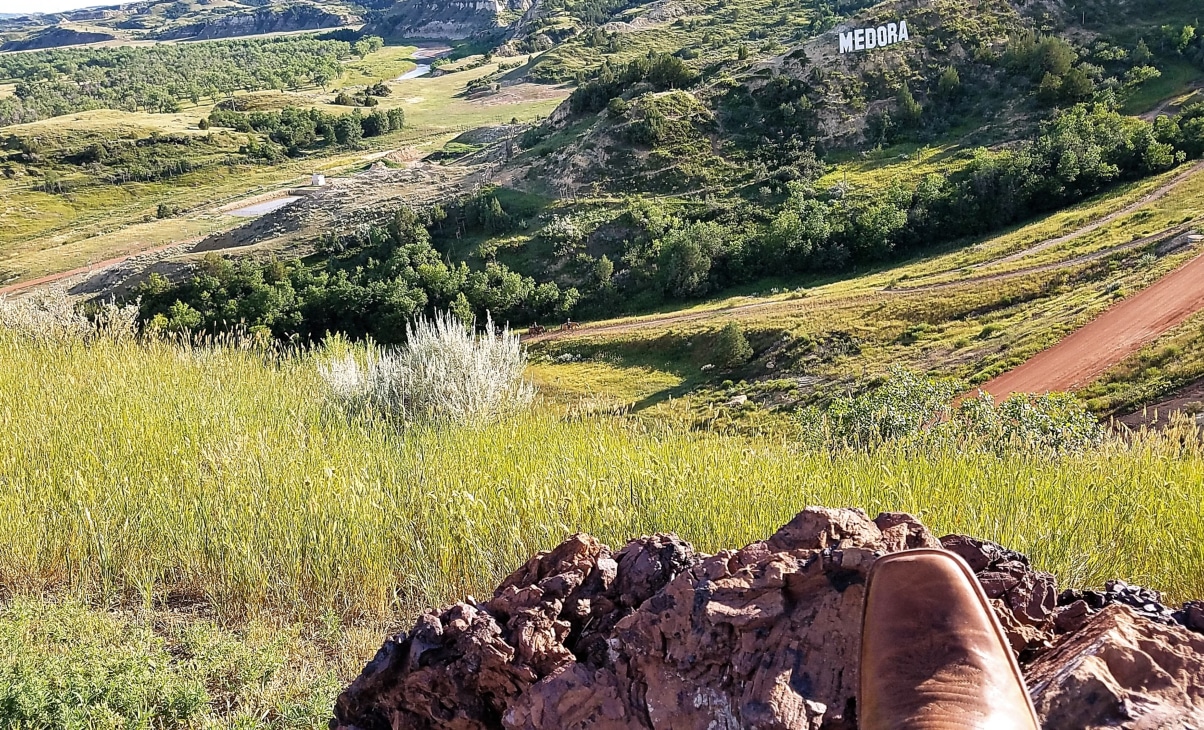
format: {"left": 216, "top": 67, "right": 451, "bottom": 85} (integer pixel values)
{"left": 310, "top": 173, "right": 326, "bottom": 187}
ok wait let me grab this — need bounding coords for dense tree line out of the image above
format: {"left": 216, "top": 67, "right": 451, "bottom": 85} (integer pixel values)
{"left": 140, "top": 102, "right": 1204, "bottom": 339}
{"left": 623, "top": 104, "right": 1204, "bottom": 300}
{"left": 2, "top": 129, "right": 247, "bottom": 189}
{"left": 0, "top": 36, "right": 362, "bottom": 127}
{"left": 206, "top": 105, "right": 404, "bottom": 158}
{"left": 136, "top": 206, "right": 579, "bottom": 342}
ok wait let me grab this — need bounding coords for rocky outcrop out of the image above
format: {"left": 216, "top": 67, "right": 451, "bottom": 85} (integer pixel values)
{"left": 368, "top": 0, "right": 530, "bottom": 40}
{"left": 0, "top": 26, "right": 115, "bottom": 51}
{"left": 332, "top": 508, "right": 1204, "bottom": 730}
{"left": 598, "top": 1, "right": 687, "bottom": 34}
{"left": 1028, "top": 605, "right": 1204, "bottom": 728}
{"left": 155, "top": 6, "right": 358, "bottom": 41}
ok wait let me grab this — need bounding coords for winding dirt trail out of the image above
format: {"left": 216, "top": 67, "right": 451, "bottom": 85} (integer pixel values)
{"left": 980, "top": 248, "right": 1204, "bottom": 400}
{"left": 987, "top": 161, "right": 1204, "bottom": 267}
{"left": 1140, "top": 81, "right": 1204, "bottom": 122}
{"left": 0, "top": 240, "right": 192, "bottom": 296}
{"left": 890, "top": 222, "right": 1197, "bottom": 294}
{"left": 523, "top": 298, "right": 798, "bottom": 343}
{"left": 526, "top": 222, "right": 1200, "bottom": 344}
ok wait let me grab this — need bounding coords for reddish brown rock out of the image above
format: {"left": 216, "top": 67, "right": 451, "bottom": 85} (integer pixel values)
{"left": 940, "top": 534, "right": 1059, "bottom": 657}
{"left": 609, "top": 507, "right": 908, "bottom": 729}
{"left": 333, "top": 509, "right": 1204, "bottom": 730}
{"left": 1182, "top": 600, "right": 1204, "bottom": 633}
{"left": 1027, "top": 604, "right": 1204, "bottom": 729}
{"left": 332, "top": 532, "right": 697, "bottom": 730}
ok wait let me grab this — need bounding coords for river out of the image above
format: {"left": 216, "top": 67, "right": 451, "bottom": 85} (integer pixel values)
{"left": 395, "top": 44, "right": 453, "bottom": 81}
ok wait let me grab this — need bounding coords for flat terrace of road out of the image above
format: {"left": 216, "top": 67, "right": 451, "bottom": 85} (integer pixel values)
{"left": 981, "top": 248, "right": 1204, "bottom": 400}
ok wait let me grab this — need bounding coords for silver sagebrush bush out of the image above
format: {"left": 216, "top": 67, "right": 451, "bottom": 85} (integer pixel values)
{"left": 0, "top": 288, "right": 138, "bottom": 343}
{"left": 318, "top": 311, "right": 534, "bottom": 425}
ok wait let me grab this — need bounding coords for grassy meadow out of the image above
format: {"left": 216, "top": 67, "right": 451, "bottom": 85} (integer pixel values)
{"left": 2, "top": 305, "right": 1204, "bottom": 727}
{"left": 2, "top": 332, "right": 1203, "bottom": 620}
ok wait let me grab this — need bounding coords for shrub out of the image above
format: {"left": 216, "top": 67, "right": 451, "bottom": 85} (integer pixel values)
{"left": 0, "top": 288, "right": 138, "bottom": 343}
{"left": 318, "top": 311, "right": 534, "bottom": 425}
{"left": 954, "top": 391, "right": 1103, "bottom": 452}
{"left": 713, "top": 322, "right": 752, "bottom": 368}
{"left": 807, "top": 368, "right": 1104, "bottom": 452}
{"left": 539, "top": 215, "right": 584, "bottom": 254}
{"left": 827, "top": 366, "right": 961, "bottom": 446}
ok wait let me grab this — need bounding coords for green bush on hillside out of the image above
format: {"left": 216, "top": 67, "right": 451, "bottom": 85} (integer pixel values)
{"left": 713, "top": 322, "right": 753, "bottom": 369}
{"left": 826, "top": 367, "right": 962, "bottom": 446}
{"left": 809, "top": 368, "right": 1104, "bottom": 452}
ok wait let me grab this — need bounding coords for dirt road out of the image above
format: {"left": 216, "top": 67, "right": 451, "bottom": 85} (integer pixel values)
{"left": 980, "top": 249, "right": 1204, "bottom": 400}
{"left": 522, "top": 296, "right": 810, "bottom": 343}
{"left": 526, "top": 224, "right": 1198, "bottom": 344}
{"left": 0, "top": 240, "right": 191, "bottom": 296}
{"left": 986, "top": 161, "right": 1204, "bottom": 267}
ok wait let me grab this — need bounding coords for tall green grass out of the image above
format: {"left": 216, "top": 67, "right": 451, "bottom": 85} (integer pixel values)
{"left": 1, "top": 334, "right": 1202, "bottom": 623}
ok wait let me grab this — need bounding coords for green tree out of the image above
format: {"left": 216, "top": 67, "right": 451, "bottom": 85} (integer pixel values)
{"left": 1037, "top": 72, "right": 1063, "bottom": 105}
{"left": 866, "top": 109, "right": 894, "bottom": 145}
{"left": 449, "top": 292, "right": 474, "bottom": 325}
{"left": 1176, "top": 25, "right": 1197, "bottom": 53}
{"left": 1040, "top": 36, "right": 1076, "bottom": 76}
{"left": 1133, "top": 38, "right": 1154, "bottom": 65}
{"left": 657, "top": 221, "right": 723, "bottom": 298}
{"left": 1058, "top": 67, "right": 1094, "bottom": 103}
{"left": 897, "top": 82, "right": 922, "bottom": 127}
{"left": 937, "top": 66, "right": 961, "bottom": 99}
{"left": 166, "top": 301, "right": 203, "bottom": 333}
{"left": 386, "top": 108, "right": 405, "bottom": 131}
{"left": 713, "top": 322, "right": 752, "bottom": 368}
{"left": 362, "top": 109, "right": 391, "bottom": 137}
{"left": 334, "top": 112, "right": 363, "bottom": 146}
{"left": 594, "top": 254, "right": 614, "bottom": 285}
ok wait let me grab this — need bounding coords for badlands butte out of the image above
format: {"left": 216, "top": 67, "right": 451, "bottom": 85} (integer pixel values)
{"left": 3, "top": 0, "right": 1204, "bottom": 727}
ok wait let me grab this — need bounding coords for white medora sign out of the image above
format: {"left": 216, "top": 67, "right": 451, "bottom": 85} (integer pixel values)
{"left": 839, "top": 20, "right": 910, "bottom": 53}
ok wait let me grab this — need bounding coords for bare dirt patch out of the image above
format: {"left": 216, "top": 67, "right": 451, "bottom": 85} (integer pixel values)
{"left": 1116, "top": 379, "right": 1204, "bottom": 430}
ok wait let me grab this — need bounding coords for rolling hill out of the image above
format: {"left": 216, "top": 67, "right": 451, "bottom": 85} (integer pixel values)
{"left": 3, "top": 0, "right": 1204, "bottom": 421}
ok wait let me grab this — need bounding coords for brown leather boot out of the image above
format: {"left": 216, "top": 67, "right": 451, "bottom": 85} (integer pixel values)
{"left": 858, "top": 549, "right": 1040, "bottom": 730}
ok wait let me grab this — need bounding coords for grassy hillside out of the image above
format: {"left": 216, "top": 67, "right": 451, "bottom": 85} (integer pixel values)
{"left": 1, "top": 326, "right": 1203, "bottom": 726}
{"left": 7, "top": 4, "right": 1204, "bottom": 727}
{"left": 523, "top": 157, "right": 1204, "bottom": 416}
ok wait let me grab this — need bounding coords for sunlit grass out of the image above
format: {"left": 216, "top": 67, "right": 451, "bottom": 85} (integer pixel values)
{"left": 1120, "top": 58, "right": 1204, "bottom": 115}
{"left": 0, "top": 334, "right": 1202, "bottom": 629}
